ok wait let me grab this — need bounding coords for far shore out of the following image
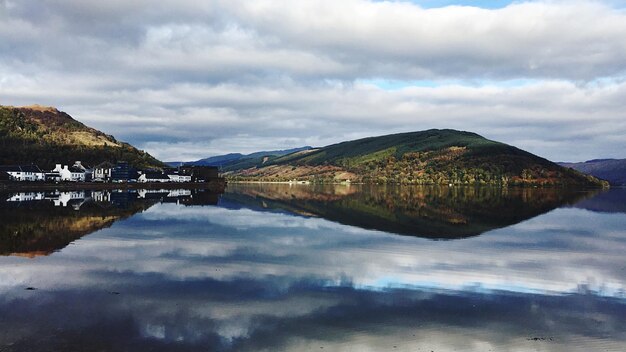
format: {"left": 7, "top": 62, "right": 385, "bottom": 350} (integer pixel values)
{"left": 0, "top": 179, "right": 227, "bottom": 192}
{"left": 226, "top": 180, "right": 612, "bottom": 189}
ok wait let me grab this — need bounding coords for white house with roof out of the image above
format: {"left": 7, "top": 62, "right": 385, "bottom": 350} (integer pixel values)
{"left": 53, "top": 191, "right": 87, "bottom": 207}
{"left": 71, "top": 161, "right": 91, "bottom": 181}
{"left": 163, "top": 169, "right": 192, "bottom": 183}
{"left": 0, "top": 165, "right": 45, "bottom": 181}
{"left": 93, "top": 162, "right": 114, "bottom": 182}
{"left": 138, "top": 172, "right": 171, "bottom": 183}
{"left": 167, "top": 173, "right": 192, "bottom": 183}
{"left": 91, "top": 191, "right": 111, "bottom": 203}
{"left": 167, "top": 189, "right": 192, "bottom": 197}
{"left": 53, "top": 164, "right": 72, "bottom": 181}
{"left": 7, "top": 192, "right": 45, "bottom": 202}
{"left": 53, "top": 163, "right": 87, "bottom": 182}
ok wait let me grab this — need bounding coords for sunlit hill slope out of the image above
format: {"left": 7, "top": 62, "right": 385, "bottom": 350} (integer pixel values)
{"left": 0, "top": 105, "right": 163, "bottom": 169}
{"left": 225, "top": 129, "right": 608, "bottom": 188}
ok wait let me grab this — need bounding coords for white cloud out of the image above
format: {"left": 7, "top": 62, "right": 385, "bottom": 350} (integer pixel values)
{"left": 1, "top": 0, "right": 625, "bottom": 161}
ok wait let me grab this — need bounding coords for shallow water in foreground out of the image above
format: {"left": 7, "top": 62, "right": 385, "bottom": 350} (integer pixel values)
{"left": 0, "top": 185, "right": 625, "bottom": 351}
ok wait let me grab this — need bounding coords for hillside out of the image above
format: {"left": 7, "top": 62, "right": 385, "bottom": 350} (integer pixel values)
{"left": 559, "top": 159, "right": 626, "bottom": 186}
{"left": 0, "top": 105, "right": 164, "bottom": 169}
{"left": 226, "top": 129, "right": 608, "bottom": 188}
{"left": 170, "top": 146, "right": 313, "bottom": 168}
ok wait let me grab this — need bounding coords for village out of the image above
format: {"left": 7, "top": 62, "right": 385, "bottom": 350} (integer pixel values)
{"left": 0, "top": 161, "right": 219, "bottom": 183}
{"left": 3, "top": 188, "right": 219, "bottom": 209}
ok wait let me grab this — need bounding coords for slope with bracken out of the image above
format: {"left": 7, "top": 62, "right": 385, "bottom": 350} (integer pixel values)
{"left": 226, "top": 129, "right": 608, "bottom": 188}
{"left": 0, "top": 105, "right": 163, "bottom": 169}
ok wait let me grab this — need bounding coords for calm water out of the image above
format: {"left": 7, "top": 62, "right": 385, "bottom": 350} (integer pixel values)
{"left": 0, "top": 185, "right": 625, "bottom": 351}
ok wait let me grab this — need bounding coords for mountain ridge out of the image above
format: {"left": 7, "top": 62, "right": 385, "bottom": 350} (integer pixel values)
{"left": 224, "top": 129, "right": 607, "bottom": 188}
{"left": 559, "top": 159, "right": 626, "bottom": 186}
{"left": 0, "top": 105, "right": 163, "bottom": 169}
{"left": 169, "top": 146, "right": 313, "bottom": 168}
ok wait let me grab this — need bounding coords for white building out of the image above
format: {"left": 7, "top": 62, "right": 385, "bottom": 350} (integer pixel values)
{"left": 93, "top": 162, "right": 114, "bottom": 182}
{"left": 92, "top": 191, "right": 111, "bottom": 203}
{"left": 53, "top": 191, "right": 86, "bottom": 207}
{"left": 7, "top": 192, "right": 45, "bottom": 202}
{"left": 0, "top": 165, "right": 45, "bottom": 181}
{"left": 167, "top": 189, "right": 192, "bottom": 197}
{"left": 164, "top": 169, "right": 192, "bottom": 183}
{"left": 138, "top": 172, "right": 171, "bottom": 183}
{"left": 167, "top": 174, "right": 192, "bottom": 183}
{"left": 53, "top": 163, "right": 86, "bottom": 182}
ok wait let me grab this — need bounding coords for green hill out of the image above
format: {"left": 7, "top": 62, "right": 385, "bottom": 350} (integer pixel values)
{"left": 0, "top": 105, "right": 164, "bottom": 169}
{"left": 226, "top": 129, "right": 608, "bottom": 188}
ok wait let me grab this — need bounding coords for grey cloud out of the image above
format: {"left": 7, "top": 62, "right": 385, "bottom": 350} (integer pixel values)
{"left": 220, "top": 0, "right": 626, "bottom": 81}
{"left": 3, "top": 1, "right": 626, "bottom": 81}
{"left": 1, "top": 0, "right": 625, "bottom": 161}
{"left": 79, "top": 81, "right": 626, "bottom": 161}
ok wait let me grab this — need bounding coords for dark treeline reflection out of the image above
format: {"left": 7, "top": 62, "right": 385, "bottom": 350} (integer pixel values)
{"left": 223, "top": 184, "right": 596, "bottom": 238}
{"left": 0, "top": 189, "right": 220, "bottom": 257}
{"left": 0, "top": 185, "right": 624, "bottom": 351}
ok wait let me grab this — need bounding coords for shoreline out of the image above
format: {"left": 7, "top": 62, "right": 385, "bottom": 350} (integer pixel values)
{"left": 225, "top": 180, "right": 609, "bottom": 189}
{"left": 0, "top": 178, "right": 227, "bottom": 192}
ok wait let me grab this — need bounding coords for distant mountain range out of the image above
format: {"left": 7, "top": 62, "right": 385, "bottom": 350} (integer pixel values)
{"left": 216, "top": 129, "right": 607, "bottom": 188}
{"left": 0, "top": 105, "right": 163, "bottom": 169}
{"left": 559, "top": 159, "right": 626, "bottom": 186}
{"left": 168, "top": 146, "right": 313, "bottom": 167}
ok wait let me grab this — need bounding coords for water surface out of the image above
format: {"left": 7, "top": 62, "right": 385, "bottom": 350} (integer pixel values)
{"left": 0, "top": 185, "right": 624, "bottom": 351}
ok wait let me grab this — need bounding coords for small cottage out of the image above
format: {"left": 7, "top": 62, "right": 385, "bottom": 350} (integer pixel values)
{"left": 138, "top": 172, "right": 171, "bottom": 183}
{"left": 165, "top": 169, "right": 192, "bottom": 183}
{"left": 93, "top": 162, "right": 114, "bottom": 182}
{"left": 178, "top": 166, "right": 219, "bottom": 182}
{"left": 53, "top": 163, "right": 86, "bottom": 182}
{"left": 0, "top": 165, "right": 45, "bottom": 181}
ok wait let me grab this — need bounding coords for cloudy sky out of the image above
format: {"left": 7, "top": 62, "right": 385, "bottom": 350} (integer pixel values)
{"left": 1, "top": 0, "right": 625, "bottom": 161}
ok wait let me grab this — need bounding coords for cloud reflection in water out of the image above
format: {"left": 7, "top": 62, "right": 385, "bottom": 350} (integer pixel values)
{"left": 0, "top": 186, "right": 624, "bottom": 351}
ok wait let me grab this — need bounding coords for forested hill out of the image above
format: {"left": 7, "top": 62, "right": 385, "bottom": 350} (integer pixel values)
{"left": 226, "top": 129, "right": 608, "bottom": 188}
{"left": 0, "top": 105, "right": 164, "bottom": 169}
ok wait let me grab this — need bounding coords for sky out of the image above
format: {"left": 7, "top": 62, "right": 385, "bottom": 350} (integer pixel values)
{"left": 1, "top": 0, "right": 625, "bottom": 162}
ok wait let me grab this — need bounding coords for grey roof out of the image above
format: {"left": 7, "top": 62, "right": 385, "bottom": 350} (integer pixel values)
{"left": 72, "top": 163, "right": 89, "bottom": 171}
{"left": 69, "top": 166, "right": 86, "bottom": 173}
{"left": 0, "top": 165, "right": 43, "bottom": 173}
{"left": 143, "top": 172, "right": 171, "bottom": 180}
{"left": 22, "top": 165, "right": 43, "bottom": 173}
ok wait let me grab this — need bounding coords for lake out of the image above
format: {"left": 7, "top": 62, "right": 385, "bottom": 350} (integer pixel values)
{"left": 0, "top": 185, "right": 625, "bottom": 351}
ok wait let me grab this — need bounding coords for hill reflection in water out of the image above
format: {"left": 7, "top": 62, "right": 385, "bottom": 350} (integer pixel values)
{"left": 223, "top": 183, "right": 596, "bottom": 239}
{"left": 0, "top": 185, "right": 598, "bottom": 258}
{"left": 0, "top": 189, "right": 220, "bottom": 257}
{"left": 0, "top": 185, "right": 624, "bottom": 351}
